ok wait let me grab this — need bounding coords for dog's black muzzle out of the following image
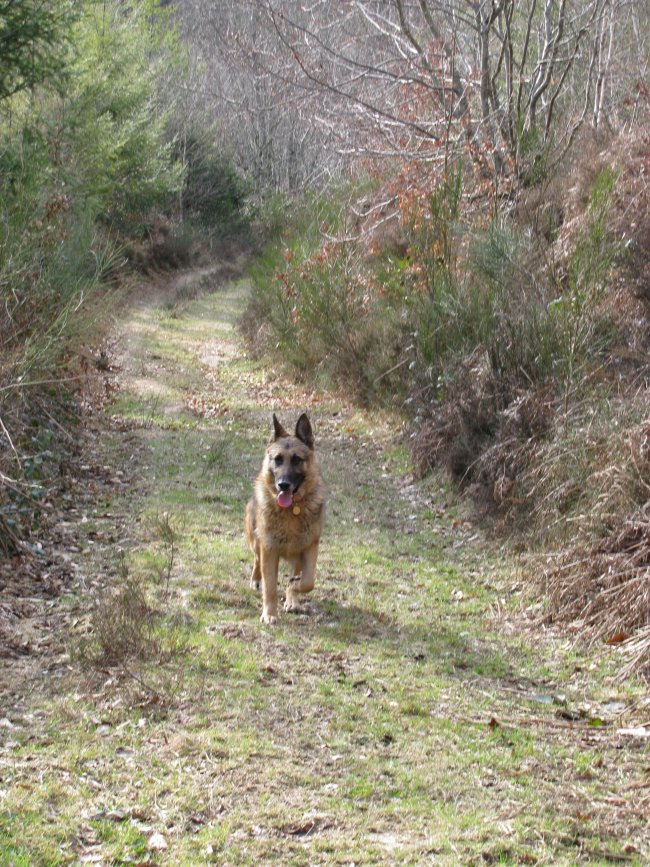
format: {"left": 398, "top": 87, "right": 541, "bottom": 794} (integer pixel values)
{"left": 276, "top": 474, "right": 304, "bottom": 494}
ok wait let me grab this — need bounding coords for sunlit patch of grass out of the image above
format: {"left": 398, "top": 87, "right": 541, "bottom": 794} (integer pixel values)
{"left": 0, "top": 845, "right": 34, "bottom": 867}
{"left": 0, "top": 813, "right": 66, "bottom": 866}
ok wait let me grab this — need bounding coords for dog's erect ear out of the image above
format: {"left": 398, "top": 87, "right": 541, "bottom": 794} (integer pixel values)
{"left": 295, "top": 413, "right": 314, "bottom": 449}
{"left": 271, "top": 413, "right": 289, "bottom": 442}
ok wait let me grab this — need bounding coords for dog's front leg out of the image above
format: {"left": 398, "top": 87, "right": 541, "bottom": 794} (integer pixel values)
{"left": 260, "top": 547, "right": 280, "bottom": 624}
{"left": 285, "top": 541, "right": 319, "bottom": 611}
{"left": 250, "top": 549, "right": 261, "bottom": 591}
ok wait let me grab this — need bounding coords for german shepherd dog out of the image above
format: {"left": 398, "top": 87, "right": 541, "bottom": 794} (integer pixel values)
{"left": 245, "top": 413, "right": 325, "bottom": 624}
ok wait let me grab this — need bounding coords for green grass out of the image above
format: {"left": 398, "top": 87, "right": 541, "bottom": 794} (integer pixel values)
{"left": 0, "top": 270, "right": 648, "bottom": 865}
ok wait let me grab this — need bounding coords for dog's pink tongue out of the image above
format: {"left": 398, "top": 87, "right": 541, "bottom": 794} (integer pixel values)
{"left": 277, "top": 491, "right": 293, "bottom": 509}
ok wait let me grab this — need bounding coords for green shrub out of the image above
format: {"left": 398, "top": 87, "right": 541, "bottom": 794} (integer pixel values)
{"left": 549, "top": 167, "right": 620, "bottom": 393}
{"left": 58, "top": 1, "right": 183, "bottom": 230}
{"left": 407, "top": 167, "right": 620, "bottom": 406}
{"left": 250, "top": 244, "right": 402, "bottom": 400}
{"left": 0, "top": 0, "right": 76, "bottom": 101}
{"left": 0, "top": 171, "right": 113, "bottom": 371}
{"left": 245, "top": 186, "right": 406, "bottom": 402}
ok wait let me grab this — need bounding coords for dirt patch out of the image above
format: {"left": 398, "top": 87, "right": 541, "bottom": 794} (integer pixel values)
{"left": 0, "top": 452, "right": 135, "bottom": 696}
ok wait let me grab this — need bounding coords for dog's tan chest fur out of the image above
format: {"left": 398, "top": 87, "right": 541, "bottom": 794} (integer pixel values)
{"left": 254, "top": 483, "right": 324, "bottom": 558}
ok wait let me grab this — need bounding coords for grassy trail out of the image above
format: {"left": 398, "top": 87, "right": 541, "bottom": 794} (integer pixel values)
{"left": 1, "top": 267, "right": 648, "bottom": 865}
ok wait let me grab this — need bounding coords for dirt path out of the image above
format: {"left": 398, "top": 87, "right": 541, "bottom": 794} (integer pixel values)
{"left": 1, "top": 262, "right": 649, "bottom": 865}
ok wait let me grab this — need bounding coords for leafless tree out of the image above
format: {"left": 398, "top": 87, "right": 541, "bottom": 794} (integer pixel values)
{"left": 174, "top": 0, "right": 649, "bottom": 189}
{"left": 174, "top": 1, "right": 338, "bottom": 192}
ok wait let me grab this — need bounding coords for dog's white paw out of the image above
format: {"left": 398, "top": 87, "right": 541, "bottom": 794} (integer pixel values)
{"left": 260, "top": 612, "right": 277, "bottom": 625}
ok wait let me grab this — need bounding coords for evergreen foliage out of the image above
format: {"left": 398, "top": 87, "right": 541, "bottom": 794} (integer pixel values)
{"left": 0, "top": 0, "right": 76, "bottom": 100}
{"left": 60, "top": 1, "right": 183, "bottom": 229}
{"left": 1, "top": 0, "right": 184, "bottom": 372}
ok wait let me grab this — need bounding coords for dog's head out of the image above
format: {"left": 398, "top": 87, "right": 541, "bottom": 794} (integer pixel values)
{"left": 264, "top": 413, "right": 315, "bottom": 508}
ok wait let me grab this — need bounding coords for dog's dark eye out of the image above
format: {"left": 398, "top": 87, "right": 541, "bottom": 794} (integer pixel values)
{"left": 291, "top": 455, "right": 303, "bottom": 466}
{"left": 274, "top": 455, "right": 284, "bottom": 466}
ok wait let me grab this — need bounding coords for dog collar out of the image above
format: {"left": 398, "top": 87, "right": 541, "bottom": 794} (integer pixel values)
{"left": 292, "top": 494, "right": 304, "bottom": 516}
